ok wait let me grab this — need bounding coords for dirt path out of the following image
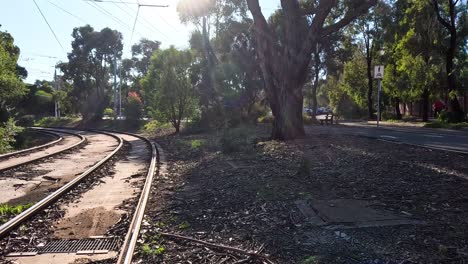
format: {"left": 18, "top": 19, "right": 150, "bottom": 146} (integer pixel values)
{"left": 0, "top": 130, "right": 119, "bottom": 205}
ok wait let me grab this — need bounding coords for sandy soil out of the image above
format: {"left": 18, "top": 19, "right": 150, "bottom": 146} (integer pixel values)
{"left": 54, "top": 133, "right": 149, "bottom": 239}
{"left": 0, "top": 130, "right": 118, "bottom": 205}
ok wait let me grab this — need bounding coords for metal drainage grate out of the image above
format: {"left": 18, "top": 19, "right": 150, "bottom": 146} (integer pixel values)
{"left": 39, "top": 237, "right": 120, "bottom": 254}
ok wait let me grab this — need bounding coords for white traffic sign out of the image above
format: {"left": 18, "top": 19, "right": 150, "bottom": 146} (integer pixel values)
{"left": 374, "top": 65, "right": 384, "bottom": 79}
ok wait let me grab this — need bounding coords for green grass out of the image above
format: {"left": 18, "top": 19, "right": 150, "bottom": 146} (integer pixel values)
{"left": 35, "top": 117, "right": 81, "bottom": 127}
{"left": 0, "top": 203, "right": 33, "bottom": 216}
{"left": 141, "top": 244, "right": 165, "bottom": 256}
{"left": 190, "top": 139, "right": 204, "bottom": 150}
{"left": 424, "top": 121, "right": 468, "bottom": 130}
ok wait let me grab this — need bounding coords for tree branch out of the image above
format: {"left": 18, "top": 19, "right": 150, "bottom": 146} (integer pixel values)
{"left": 322, "top": 0, "right": 378, "bottom": 36}
{"left": 432, "top": 0, "right": 452, "bottom": 29}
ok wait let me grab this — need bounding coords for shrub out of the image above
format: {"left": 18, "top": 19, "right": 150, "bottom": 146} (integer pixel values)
{"left": 17, "top": 115, "right": 35, "bottom": 127}
{"left": 141, "top": 120, "right": 171, "bottom": 135}
{"left": 35, "top": 117, "right": 81, "bottom": 127}
{"left": 125, "top": 92, "right": 143, "bottom": 122}
{"left": 103, "top": 108, "right": 114, "bottom": 117}
{"left": 382, "top": 111, "right": 397, "bottom": 121}
{"left": 220, "top": 126, "right": 253, "bottom": 153}
{"left": 0, "top": 118, "right": 23, "bottom": 154}
{"left": 190, "top": 139, "right": 204, "bottom": 150}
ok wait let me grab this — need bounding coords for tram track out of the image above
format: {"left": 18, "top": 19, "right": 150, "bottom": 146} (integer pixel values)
{"left": 0, "top": 128, "right": 86, "bottom": 173}
{"left": 0, "top": 129, "right": 161, "bottom": 264}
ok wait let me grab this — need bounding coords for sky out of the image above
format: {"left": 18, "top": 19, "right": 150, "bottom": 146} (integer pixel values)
{"left": 1, "top": 0, "right": 280, "bottom": 84}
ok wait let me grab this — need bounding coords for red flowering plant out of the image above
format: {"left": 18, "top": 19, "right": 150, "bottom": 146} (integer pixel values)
{"left": 125, "top": 91, "right": 143, "bottom": 122}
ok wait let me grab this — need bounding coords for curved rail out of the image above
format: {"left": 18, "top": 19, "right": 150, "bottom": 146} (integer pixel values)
{"left": 0, "top": 129, "right": 63, "bottom": 160}
{"left": 116, "top": 132, "right": 159, "bottom": 264}
{"left": 0, "top": 128, "right": 86, "bottom": 173}
{"left": 0, "top": 130, "right": 124, "bottom": 239}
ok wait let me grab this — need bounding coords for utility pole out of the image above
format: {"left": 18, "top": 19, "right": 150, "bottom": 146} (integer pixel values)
{"left": 113, "top": 52, "right": 118, "bottom": 118}
{"left": 53, "top": 68, "right": 60, "bottom": 118}
{"left": 119, "top": 65, "right": 123, "bottom": 117}
{"left": 374, "top": 65, "right": 385, "bottom": 127}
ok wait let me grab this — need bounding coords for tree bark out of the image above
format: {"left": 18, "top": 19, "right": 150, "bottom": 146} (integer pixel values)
{"left": 311, "top": 44, "right": 321, "bottom": 119}
{"left": 395, "top": 97, "right": 402, "bottom": 120}
{"left": 365, "top": 36, "right": 374, "bottom": 120}
{"left": 433, "top": 0, "right": 464, "bottom": 121}
{"left": 246, "top": 0, "right": 377, "bottom": 140}
{"left": 271, "top": 82, "right": 305, "bottom": 140}
{"left": 421, "top": 88, "right": 429, "bottom": 122}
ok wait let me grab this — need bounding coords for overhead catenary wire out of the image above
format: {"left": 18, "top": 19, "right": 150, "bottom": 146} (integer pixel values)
{"left": 129, "top": 4, "right": 141, "bottom": 46}
{"left": 48, "top": 0, "right": 88, "bottom": 24}
{"left": 32, "top": 0, "right": 66, "bottom": 53}
{"left": 112, "top": 1, "right": 171, "bottom": 41}
{"left": 117, "top": 0, "right": 172, "bottom": 43}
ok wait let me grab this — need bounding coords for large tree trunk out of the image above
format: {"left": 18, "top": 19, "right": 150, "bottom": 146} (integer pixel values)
{"left": 434, "top": 0, "right": 464, "bottom": 121}
{"left": 246, "top": 0, "right": 377, "bottom": 140}
{"left": 421, "top": 88, "right": 429, "bottom": 122}
{"left": 311, "top": 44, "right": 321, "bottom": 119}
{"left": 271, "top": 82, "right": 305, "bottom": 140}
{"left": 395, "top": 97, "right": 402, "bottom": 120}
{"left": 366, "top": 40, "right": 374, "bottom": 120}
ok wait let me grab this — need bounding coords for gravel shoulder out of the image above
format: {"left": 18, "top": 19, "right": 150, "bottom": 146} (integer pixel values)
{"left": 136, "top": 125, "right": 468, "bottom": 264}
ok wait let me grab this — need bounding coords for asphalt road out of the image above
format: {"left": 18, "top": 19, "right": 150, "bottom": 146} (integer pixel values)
{"left": 308, "top": 122, "right": 468, "bottom": 154}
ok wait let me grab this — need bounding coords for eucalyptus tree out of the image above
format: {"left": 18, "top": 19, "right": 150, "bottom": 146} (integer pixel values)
{"left": 432, "top": 0, "right": 467, "bottom": 121}
{"left": 59, "top": 25, "right": 123, "bottom": 119}
{"left": 247, "top": 0, "right": 377, "bottom": 140}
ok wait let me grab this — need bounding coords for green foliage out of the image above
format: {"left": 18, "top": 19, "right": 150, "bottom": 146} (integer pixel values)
{"left": 302, "top": 256, "right": 319, "bottom": 264}
{"left": 103, "top": 108, "right": 114, "bottom": 117}
{"left": 178, "top": 221, "right": 191, "bottom": 230}
{"left": 17, "top": 115, "right": 35, "bottom": 127}
{"left": 0, "top": 203, "right": 33, "bottom": 217}
{"left": 0, "top": 118, "right": 23, "bottom": 154}
{"left": 190, "top": 139, "right": 204, "bottom": 150}
{"left": 141, "top": 120, "right": 171, "bottom": 135}
{"left": 35, "top": 117, "right": 81, "bottom": 127}
{"left": 0, "top": 28, "right": 27, "bottom": 106}
{"left": 142, "top": 47, "right": 197, "bottom": 133}
{"left": 141, "top": 244, "right": 165, "bottom": 256}
{"left": 220, "top": 126, "right": 254, "bottom": 153}
{"left": 59, "top": 25, "right": 123, "bottom": 120}
{"left": 425, "top": 121, "right": 468, "bottom": 130}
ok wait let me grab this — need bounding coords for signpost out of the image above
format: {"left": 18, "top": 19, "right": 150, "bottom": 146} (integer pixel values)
{"left": 374, "top": 65, "right": 384, "bottom": 127}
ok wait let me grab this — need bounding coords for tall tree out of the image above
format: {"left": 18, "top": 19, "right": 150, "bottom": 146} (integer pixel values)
{"left": 0, "top": 27, "right": 27, "bottom": 121}
{"left": 247, "top": 0, "right": 377, "bottom": 140}
{"left": 432, "top": 0, "right": 466, "bottom": 121}
{"left": 60, "top": 25, "right": 123, "bottom": 119}
{"left": 142, "top": 47, "right": 197, "bottom": 133}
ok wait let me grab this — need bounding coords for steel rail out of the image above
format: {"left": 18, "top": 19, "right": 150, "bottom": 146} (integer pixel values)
{"left": 0, "top": 129, "right": 63, "bottom": 160}
{"left": 116, "top": 132, "right": 159, "bottom": 264}
{"left": 0, "top": 128, "right": 86, "bottom": 173}
{"left": 0, "top": 130, "right": 124, "bottom": 239}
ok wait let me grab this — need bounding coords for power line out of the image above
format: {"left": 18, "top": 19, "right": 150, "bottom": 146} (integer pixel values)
{"left": 130, "top": 5, "right": 140, "bottom": 45}
{"left": 84, "top": 0, "right": 146, "bottom": 40}
{"left": 112, "top": 1, "right": 170, "bottom": 40}
{"left": 48, "top": 0, "right": 88, "bottom": 24}
{"left": 118, "top": 0, "right": 172, "bottom": 42}
{"left": 84, "top": 0, "right": 168, "bottom": 7}
{"left": 32, "top": 0, "right": 66, "bottom": 53}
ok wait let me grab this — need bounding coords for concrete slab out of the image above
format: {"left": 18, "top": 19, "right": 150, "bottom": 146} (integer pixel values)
{"left": 294, "top": 200, "right": 326, "bottom": 225}
{"left": 299, "top": 199, "right": 423, "bottom": 229}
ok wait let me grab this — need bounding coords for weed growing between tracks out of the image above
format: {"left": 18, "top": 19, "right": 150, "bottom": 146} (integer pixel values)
{"left": 136, "top": 125, "right": 468, "bottom": 263}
